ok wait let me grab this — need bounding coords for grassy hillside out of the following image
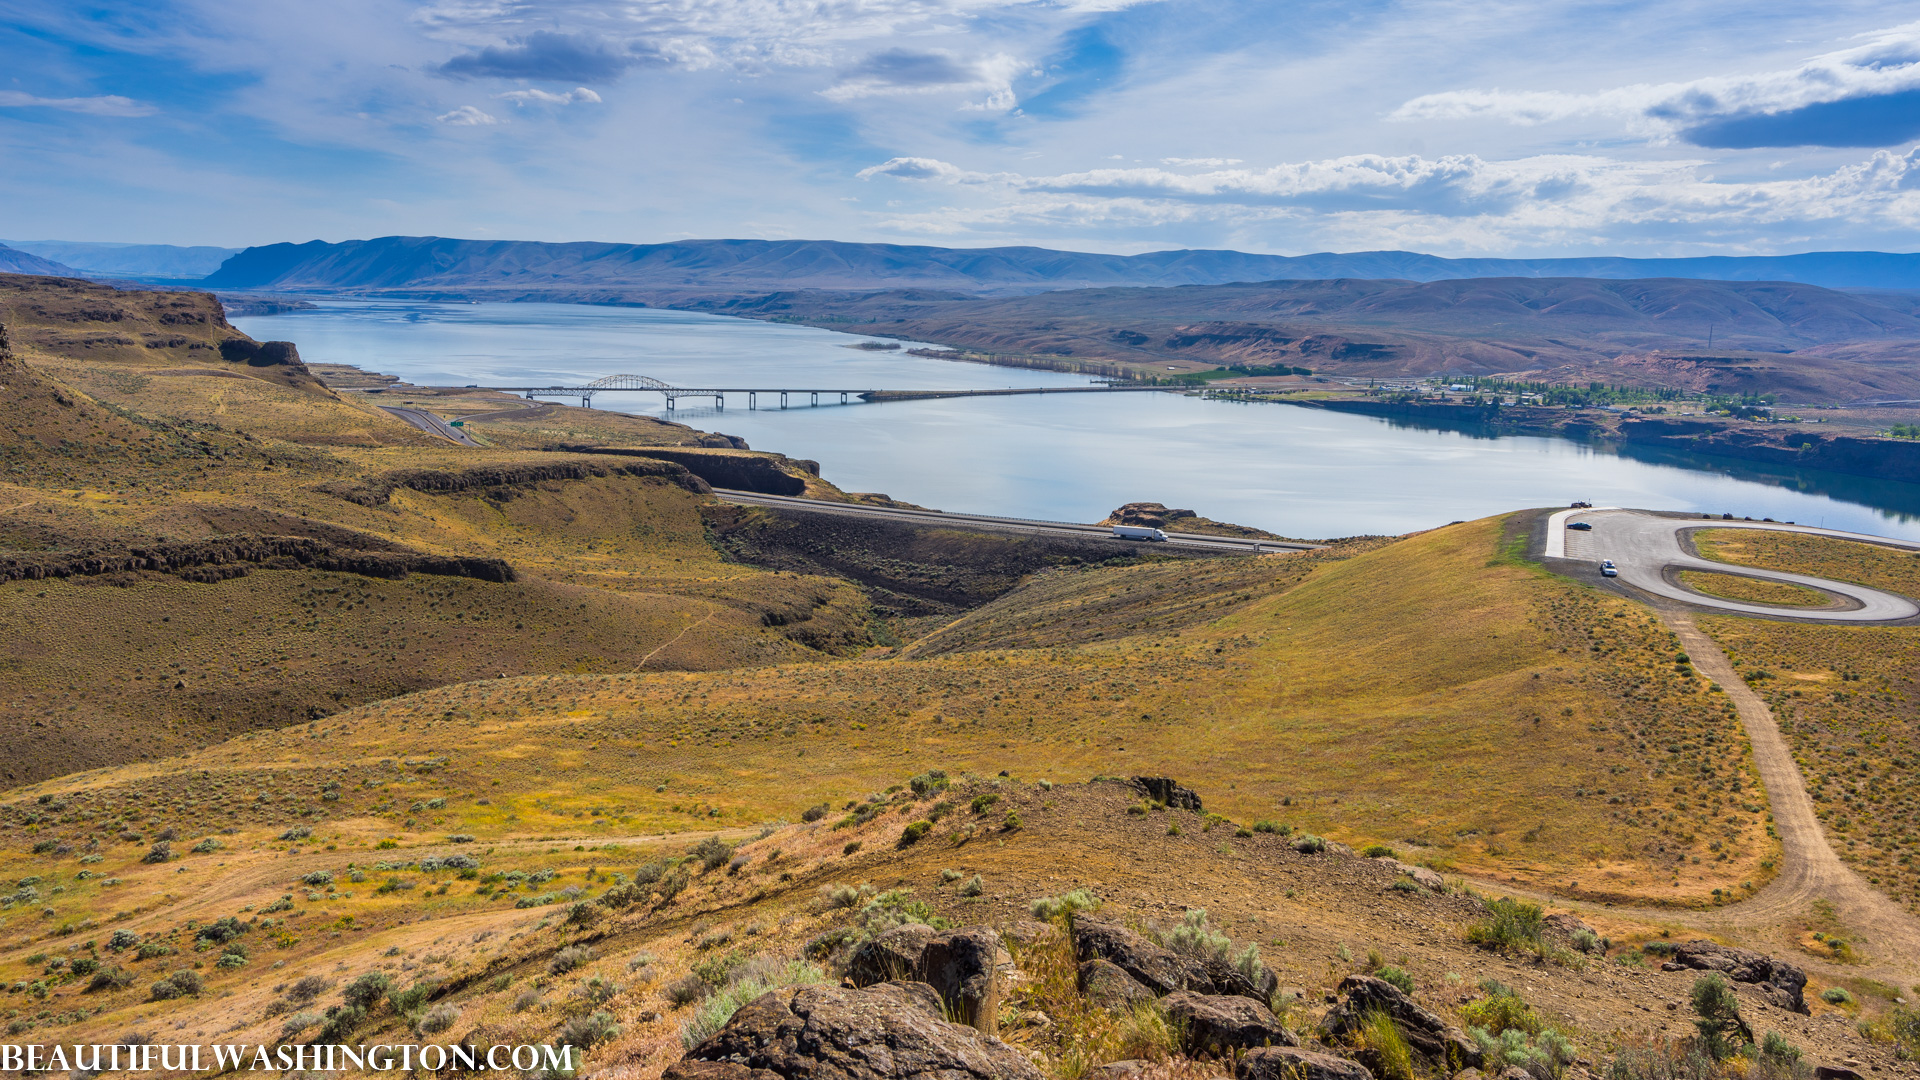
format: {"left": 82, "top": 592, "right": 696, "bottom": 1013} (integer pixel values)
{"left": 1692, "top": 529, "right": 1920, "bottom": 912}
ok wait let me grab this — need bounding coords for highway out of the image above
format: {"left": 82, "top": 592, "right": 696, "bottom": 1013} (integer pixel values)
{"left": 378, "top": 405, "right": 480, "bottom": 446}
{"left": 1548, "top": 507, "right": 1920, "bottom": 622}
{"left": 710, "top": 489, "right": 1322, "bottom": 554}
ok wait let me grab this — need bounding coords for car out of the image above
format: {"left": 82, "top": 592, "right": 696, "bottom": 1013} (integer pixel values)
{"left": 1601, "top": 565, "right": 1618, "bottom": 577}
{"left": 1601, "top": 559, "right": 1615, "bottom": 568}
{"left": 1567, "top": 521, "right": 1593, "bottom": 531}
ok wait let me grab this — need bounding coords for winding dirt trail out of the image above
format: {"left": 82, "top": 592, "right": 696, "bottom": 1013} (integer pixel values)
{"left": 1660, "top": 612, "right": 1920, "bottom": 982}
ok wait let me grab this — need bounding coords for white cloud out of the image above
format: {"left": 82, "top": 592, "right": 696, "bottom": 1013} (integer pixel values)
{"left": 822, "top": 51, "right": 1023, "bottom": 112}
{"left": 0, "top": 91, "right": 154, "bottom": 117}
{"left": 435, "top": 105, "right": 501, "bottom": 125}
{"left": 1161, "top": 157, "right": 1243, "bottom": 167}
{"left": 495, "top": 87, "right": 602, "bottom": 106}
{"left": 1392, "top": 20, "right": 1920, "bottom": 144}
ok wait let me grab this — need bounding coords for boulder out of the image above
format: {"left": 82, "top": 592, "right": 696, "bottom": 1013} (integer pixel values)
{"left": 845, "top": 924, "right": 938, "bottom": 987}
{"left": 921, "top": 928, "right": 1004, "bottom": 1035}
{"left": 1131, "top": 777, "right": 1203, "bottom": 811}
{"left": 1204, "top": 955, "right": 1281, "bottom": 1001}
{"left": 1543, "top": 913, "right": 1594, "bottom": 939}
{"left": 1079, "top": 959, "right": 1155, "bottom": 1010}
{"left": 1323, "top": 975, "right": 1451, "bottom": 1060}
{"left": 1445, "top": 1029, "right": 1486, "bottom": 1070}
{"left": 1667, "top": 941, "right": 1809, "bottom": 1014}
{"left": 1071, "top": 917, "right": 1213, "bottom": 995}
{"left": 1165, "top": 990, "right": 1298, "bottom": 1055}
{"left": 1238, "top": 1047, "right": 1375, "bottom": 1080}
{"left": 1495, "top": 1068, "right": 1534, "bottom": 1080}
{"left": 1390, "top": 861, "right": 1447, "bottom": 892}
{"left": 664, "top": 981, "right": 1043, "bottom": 1080}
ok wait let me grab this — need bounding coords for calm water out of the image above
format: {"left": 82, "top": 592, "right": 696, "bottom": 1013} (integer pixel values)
{"left": 234, "top": 300, "right": 1920, "bottom": 541}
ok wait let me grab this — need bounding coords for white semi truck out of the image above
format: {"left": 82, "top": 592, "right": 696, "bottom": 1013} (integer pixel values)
{"left": 1112, "top": 525, "right": 1168, "bottom": 541}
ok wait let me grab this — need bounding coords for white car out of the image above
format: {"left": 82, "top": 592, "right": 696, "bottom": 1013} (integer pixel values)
{"left": 1600, "top": 563, "right": 1618, "bottom": 577}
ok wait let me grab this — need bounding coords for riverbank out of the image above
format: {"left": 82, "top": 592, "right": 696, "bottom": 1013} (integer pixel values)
{"left": 1296, "top": 397, "right": 1920, "bottom": 488}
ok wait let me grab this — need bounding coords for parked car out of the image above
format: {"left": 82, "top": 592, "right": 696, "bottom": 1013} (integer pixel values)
{"left": 1567, "top": 521, "right": 1593, "bottom": 531}
{"left": 1601, "top": 564, "right": 1618, "bottom": 577}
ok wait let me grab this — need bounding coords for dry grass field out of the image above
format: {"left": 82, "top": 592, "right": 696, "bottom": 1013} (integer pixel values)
{"left": 1690, "top": 529, "right": 1920, "bottom": 912}
{"left": 1675, "top": 570, "right": 1830, "bottom": 608}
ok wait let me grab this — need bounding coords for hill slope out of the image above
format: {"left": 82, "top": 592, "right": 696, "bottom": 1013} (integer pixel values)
{"left": 202, "top": 235, "right": 1920, "bottom": 294}
{"left": 0, "top": 244, "right": 81, "bottom": 277}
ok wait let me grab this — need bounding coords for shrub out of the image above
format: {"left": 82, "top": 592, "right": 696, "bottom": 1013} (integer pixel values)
{"left": 317, "top": 1004, "right": 366, "bottom": 1043}
{"left": 1376, "top": 965, "right": 1414, "bottom": 994}
{"left": 1572, "top": 929, "right": 1603, "bottom": 954}
{"left": 681, "top": 959, "right": 827, "bottom": 1048}
{"left": 1466, "top": 896, "right": 1545, "bottom": 953}
{"left": 86, "top": 965, "right": 134, "bottom": 992}
{"left": 693, "top": 950, "right": 747, "bottom": 988}
{"left": 190, "top": 839, "right": 220, "bottom": 854}
{"left": 280, "top": 1010, "right": 322, "bottom": 1038}
{"left": 216, "top": 952, "right": 247, "bottom": 970}
{"left": 302, "top": 870, "right": 333, "bottom": 887}
{"left": 909, "top": 771, "right": 949, "bottom": 796}
{"left": 692, "top": 837, "right": 735, "bottom": 872}
{"left": 1031, "top": 889, "right": 1102, "bottom": 922}
{"left": 142, "top": 842, "right": 171, "bottom": 864}
{"left": 1002, "top": 810, "right": 1022, "bottom": 832}
{"left": 1292, "top": 834, "right": 1326, "bottom": 854}
{"left": 1821, "top": 987, "right": 1854, "bottom": 1006}
{"left": 1471, "top": 1025, "right": 1576, "bottom": 1078}
{"left": 1357, "top": 1008, "right": 1415, "bottom": 1080}
{"left": 1692, "top": 973, "right": 1752, "bottom": 1060}
{"left": 416, "top": 1002, "right": 459, "bottom": 1036}
{"left": 633, "top": 861, "right": 667, "bottom": 885}
{"left": 565, "top": 901, "right": 602, "bottom": 927}
{"left": 573, "top": 976, "right": 620, "bottom": 1007}
{"left": 801, "top": 804, "right": 829, "bottom": 823}
{"left": 149, "top": 969, "right": 204, "bottom": 1000}
{"left": 512, "top": 987, "right": 543, "bottom": 1012}
{"left": 970, "top": 793, "right": 1000, "bottom": 815}
{"left": 1361, "top": 844, "right": 1398, "bottom": 859}
{"left": 940, "top": 868, "right": 963, "bottom": 882}
{"left": 1461, "top": 986, "right": 1543, "bottom": 1036}
{"left": 106, "top": 929, "right": 138, "bottom": 952}
{"left": 665, "top": 974, "right": 709, "bottom": 1007}
{"left": 822, "top": 882, "right": 874, "bottom": 910}
{"left": 559, "top": 1010, "right": 621, "bottom": 1051}
{"left": 280, "top": 826, "right": 313, "bottom": 841}
{"left": 549, "top": 946, "right": 595, "bottom": 975}
{"left": 1252, "top": 820, "right": 1289, "bottom": 835}
{"left": 1164, "top": 909, "right": 1263, "bottom": 987}
{"left": 959, "top": 875, "right": 984, "bottom": 898}
{"left": 287, "top": 975, "right": 329, "bottom": 1002}
{"left": 341, "top": 972, "right": 393, "bottom": 1009}
{"left": 135, "top": 942, "right": 175, "bottom": 960}
{"left": 843, "top": 841, "right": 862, "bottom": 856}
{"left": 1760, "top": 1031, "right": 1802, "bottom": 1067}
{"left": 898, "top": 820, "right": 932, "bottom": 847}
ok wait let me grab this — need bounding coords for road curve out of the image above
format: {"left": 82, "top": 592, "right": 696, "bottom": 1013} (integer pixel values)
{"left": 1557, "top": 508, "right": 1920, "bottom": 622}
{"left": 710, "top": 488, "right": 1322, "bottom": 554}
{"left": 379, "top": 405, "right": 481, "bottom": 446}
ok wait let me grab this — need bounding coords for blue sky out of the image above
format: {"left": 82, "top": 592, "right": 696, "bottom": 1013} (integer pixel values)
{"left": 5, "top": 0, "right": 1920, "bottom": 256}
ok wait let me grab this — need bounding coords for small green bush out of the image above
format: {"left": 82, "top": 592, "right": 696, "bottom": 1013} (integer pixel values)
{"left": 970, "top": 793, "right": 1000, "bottom": 815}
{"left": 1252, "top": 820, "right": 1289, "bottom": 835}
{"left": 1376, "top": 966, "right": 1414, "bottom": 994}
{"left": 341, "top": 972, "right": 393, "bottom": 1008}
{"left": 549, "top": 946, "right": 595, "bottom": 975}
{"left": 1466, "top": 896, "right": 1545, "bottom": 953}
{"left": 959, "top": 875, "right": 984, "bottom": 898}
{"left": 898, "top": 821, "right": 932, "bottom": 847}
{"left": 1292, "top": 834, "right": 1326, "bottom": 854}
{"left": 1821, "top": 987, "right": 1854, "bottom": 1006}
{"left": 1031, "top": 889, "right": 1102, "bottom": 922}
{"left": 1361, "top": 844, "right": 1398, "bottom": 859}
{"left": 1692, "top": 973, "right": 1752, "bottom": 1060}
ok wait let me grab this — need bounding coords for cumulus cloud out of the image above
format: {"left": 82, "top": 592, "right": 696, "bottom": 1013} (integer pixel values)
{"left": 856, "top": 156, "right": 984, "bottom": 182}
{"left": 435, "top": 105, "right": 501, "bottom": 125}
{"left": 0, "top": 91, "right": 154, "bottom": 117}
{"left": 1394, "top": 21, "right": 1920, "bottom": 149}
{"left": 1161, "top": 157, "right": 1243, "bottom": 167}
{"left": 822, "top": 50, "right": 1023, "bottom": 110}
{"left": 439, "top": 31, "right": 658, "bottom": 83}
{"left": 496, "top": 87, "right": 602, "bottom": 106}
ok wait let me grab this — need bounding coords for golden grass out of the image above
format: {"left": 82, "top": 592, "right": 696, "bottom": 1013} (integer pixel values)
{"left": 1676, "top": 570, "right": 1830, "bottom": 607}
{"left": 1693, "top": 528, "right": 1920, "bottom": 597}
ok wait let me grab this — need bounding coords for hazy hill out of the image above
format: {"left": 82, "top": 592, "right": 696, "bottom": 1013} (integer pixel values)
{"left": 0, "top": 244, "right": 80, "bottom": 277}
{"left": 201, "top": 234, "right": 1920, "bottom": 294}
{"left": 707, "top": 277, "right": 1920, "bottom": 401}
{"left": 4, "top": 239, "right": 241, "bottom": 278}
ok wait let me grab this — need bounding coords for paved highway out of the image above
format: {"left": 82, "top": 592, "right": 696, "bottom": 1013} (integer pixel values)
{"left": 379, "top": 405, "right": 480, "bottom": 446}
{"left": 711, "top": 489, "right": 1322, "bottom": 554}
{"left": 1548, "top": 507, "right": 1920, "bottom": 622}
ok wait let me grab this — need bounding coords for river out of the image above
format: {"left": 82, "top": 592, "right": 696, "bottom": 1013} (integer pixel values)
{"left": 232, "top": 299, "right": 1920, "bottom": 541}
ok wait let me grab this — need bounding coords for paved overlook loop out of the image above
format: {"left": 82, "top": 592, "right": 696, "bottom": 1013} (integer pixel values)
{"left": 1539, "top": 507, "right": 1920, "bottom": 982}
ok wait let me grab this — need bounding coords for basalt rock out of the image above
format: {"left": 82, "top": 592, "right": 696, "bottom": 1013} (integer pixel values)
{"left": 1165, "top": 991, "right": 1298, "bottom": 1055}
{"left": 1078, "top": 959, "right": 1155, "bottom": 1010}
{"left": 1130, "top": 777, "right": 1203, "bottom": 811}
{"left": 920, "top": 928, "right": 1004, "bottom": 1035}
{"left": 845, "top": 924, "right": 938, "bottom": 988}
{"left": 1237, "top": 1048, "right": 1375, "bottom": 1080}
{"left": 1664, "top": 941, "right": 1808, "bottom": 1014}
{"left": 1324, "top": 975, "right": 1452, "bottom": 1060}
{"left": 0, "top": 536, "right": 513, "bottom": 585}
{"left": 1071, "top": 916, "right": 1212, "bottom": 995}
{"left": 316, "top": 458, "right": 708, "bottom": 507}
{"left": 661, "top": 980, "right": 1043, "bottom": 1080}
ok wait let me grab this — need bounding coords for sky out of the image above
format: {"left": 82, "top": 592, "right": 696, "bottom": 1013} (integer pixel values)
{"left": 6, "top": 0, "right": 1920, "bottom": 257}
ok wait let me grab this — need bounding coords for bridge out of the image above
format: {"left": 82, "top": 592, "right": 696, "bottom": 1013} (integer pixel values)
{"left": 482, "top": 375, "right": 1176, "bottom": 410}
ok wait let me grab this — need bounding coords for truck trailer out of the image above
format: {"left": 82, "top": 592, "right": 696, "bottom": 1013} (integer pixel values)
{"left": 1112, "top": 525, "right": 1168, "bottom": 541}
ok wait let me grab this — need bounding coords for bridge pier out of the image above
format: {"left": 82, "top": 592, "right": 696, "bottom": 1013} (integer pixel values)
{"left": 715, "top": 393, "right": 724, "bottom": 410}
{"left": 810, "top": 391, "right": 818, "bottom": 407}
{"left": 747, "top": 392, "right": 755, "bottom": 410}
{"left": 840, "top": 392, "right": 849, "bottom": 404}
{"left": 780, "top": 391, "right": 788, "bottom": 409}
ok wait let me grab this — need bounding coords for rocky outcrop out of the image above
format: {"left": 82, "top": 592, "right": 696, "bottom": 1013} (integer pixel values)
{"left": 662, "top": 981, "right": 1043, "bottom": 1080}
{"left": 0, "top": 536, "right": 513, "bottom": 585}
{"left": 1164, "top": 991, "right": 1297, "bottom": 1054}
{"left": 1107, "top": 502, "right": 1198, "bottom": 529}
{"left": 1323, "top": 975, "right": 1454, "bottom": 1061}
{"left": 1071, "top": 917, "right": 1211, "bottom": 995}
{"left": 1078, "top": 959, "right": 1155, "bottom": 1010}
{"left": 845, "top": 926, "right": 1004, "bottom": 1035}
{"left": 1388, "top": 861, "right": 1446, "bottom": 891}
{"left": 1237, "top": 1047, "right": 1375, "bottom": 1080}
{"left": 557, "top": 445, "right": 807, "bottom": 495}
{"left": 1662, "top": 941, "right": 1809, "bottom": 1014}
{"left": 846, "top": 925, "right": 938, "bottom": 987}
{"left": 315, "top": 458, "right": 708, "bottom": 506}
{"left": 218, "top": 338, "right": 303, "bottom": 367}
{"left": 1130, "top": 777, "right": 1203, "bottom": 811}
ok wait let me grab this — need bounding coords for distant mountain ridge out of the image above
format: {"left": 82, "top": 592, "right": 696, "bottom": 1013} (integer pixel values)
{"left": 0, "top": 244, "right": 81, "bottom": 277}
{"left": 201, "top": 235, "right": 1920, "bottom": 294}
{"left": 4, "top": 240, "right": 241, "bottom": 279}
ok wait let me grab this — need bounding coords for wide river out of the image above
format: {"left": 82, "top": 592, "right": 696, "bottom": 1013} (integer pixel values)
{"left": 233, "top": 299, "right": 1920, "bottom": 541}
